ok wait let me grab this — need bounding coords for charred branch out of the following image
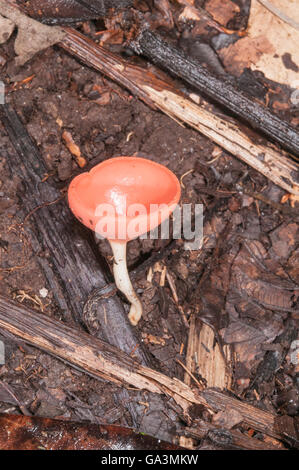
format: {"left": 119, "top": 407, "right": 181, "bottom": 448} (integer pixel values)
{"left": 131, "top": 29, "right": 299, "bottom": 159}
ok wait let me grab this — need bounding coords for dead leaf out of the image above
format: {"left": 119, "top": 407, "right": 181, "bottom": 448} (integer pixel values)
{"left": 219, "top": 0, "right": 299, "bottom": 86}
{"left": 178, "top": 0, "right": 243, "bottom": 36}
{"left": 212, "top": 407, "right": 243, "bottom": 429}
{"left": 0, "top": 15, "right": 14, "bottom": 44}
{"left": 0, "top": 1, "right": 65, "bottom": 66}
{"left": 270, "top": 223, "right": 298, "bottom": 258}
{"left": 205, "top": 0, "right": 240, "bottom": 26}
{"left": 95, "top": 91, "right": 111, "bottom": 106}
{"left": 219, "top": 36, "right": 274, "bottom": 77}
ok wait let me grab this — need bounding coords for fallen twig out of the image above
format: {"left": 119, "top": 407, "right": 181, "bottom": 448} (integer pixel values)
{"left": 0, "top": 294, "right": 209, "bottom": 413}
{"left": 60, "top": 28, "right": 299, "bottom": 196}
{"left": 0, "top": 294, "right": 285, "bottom": 443}
{"left": 185, "top": 422, "right": 283, "bottom": 450}
{"left": 131, "top": 29, "right": 299, "bottom": 159}
{"left": 3, "top": 3, "right": 299, "bottom": 195}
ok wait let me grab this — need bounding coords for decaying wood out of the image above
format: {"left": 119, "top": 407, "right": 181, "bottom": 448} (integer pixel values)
{"left": 15, "top": 0, "right": 299, "bottom": 158}
{"left": 18, "top": 0, "right": 133, "bottom": 24}
{"left": 179, "top": 314, "right": 232, "bottom": 449}
{"left": 60, "top": 28, "right": 299, "bottom": 196}
{"left": 0, "top": 103, "right": 180, "bottom": 442}
{"left": 184, "top": 316, "right": 232, "bottom": 390}
{"left": 4, "top": 0, "right": 299, "bottom": 195}
{"left": 1, "top": 3, "right": 297, "bottom": 450}
{"left": 179, "top": 314, "right": 198, "bottom": 450}
{"left": 132, "top": 29, "right": 299, "bottom": 159}
{"left": 201, "top": 388, "right": 278, "bottom": 438}
{"left": 0, "top": 104, "right": 127, "bottom": 332}
{"left": 0, "top": 294, "right": 209, "bottom": 412}
{"left": 185, "top": 423, "right": 283, "bottom": 450}
{"left": 0, "top": 294, "right": 285, "bottom": 445}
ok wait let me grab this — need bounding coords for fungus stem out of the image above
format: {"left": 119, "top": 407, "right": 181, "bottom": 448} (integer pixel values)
{"left": 109, "top": 240, "right": 143, "bottom": 326}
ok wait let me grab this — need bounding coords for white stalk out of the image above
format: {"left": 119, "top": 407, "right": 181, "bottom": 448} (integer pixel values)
{"left": 109, "top": 240, "right": 143, "bottom": 326}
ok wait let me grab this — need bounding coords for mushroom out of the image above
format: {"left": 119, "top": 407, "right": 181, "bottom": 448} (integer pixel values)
{"left": 68, "top": 156, "right": 181, "bottom": 325}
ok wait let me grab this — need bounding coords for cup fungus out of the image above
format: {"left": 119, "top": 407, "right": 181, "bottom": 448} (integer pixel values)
{"left": 68, "top": 156, "right": 181, "bottom": 325}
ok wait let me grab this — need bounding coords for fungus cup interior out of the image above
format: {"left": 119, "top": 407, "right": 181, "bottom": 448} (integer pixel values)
{"left": 68, "top": 156, "right": 181, "bottom": 242}
{"left": 68, "top": 156, "right": 181, "bottom": 326}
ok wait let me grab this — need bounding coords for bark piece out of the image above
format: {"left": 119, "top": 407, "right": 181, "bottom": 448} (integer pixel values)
{"left": 0, "top": 294, "right": 285, "bottom": 443}
{"left": 18, "top": 0, "right": 133, "bottom": 24}
{"left": 0, "top": 294, "right": 209, "bottom": 412}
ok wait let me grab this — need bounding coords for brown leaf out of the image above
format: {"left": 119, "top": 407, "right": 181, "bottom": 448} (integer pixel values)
{"left": 218, "top": 0, "right": 299, "bottom": 86}
{"left": 270, "top": 223, "right": 298, "bottom": 260}
{"left": 0, "top": 1, "right": 65, "bottom": 66}
{"left": 205, "top": 0, "right": 240, "bottom": 26}
{"left": 219, "top": 36, "right": 274, "bottom": 77}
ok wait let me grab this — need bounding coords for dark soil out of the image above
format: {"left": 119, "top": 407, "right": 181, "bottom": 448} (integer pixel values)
{"left": 0, "top": 0, "right": 298, "bottom": 450}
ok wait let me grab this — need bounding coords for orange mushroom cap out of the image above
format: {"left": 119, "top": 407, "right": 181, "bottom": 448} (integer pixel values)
{"left": 68, "top": 156, "right": 181, "bottom": 242}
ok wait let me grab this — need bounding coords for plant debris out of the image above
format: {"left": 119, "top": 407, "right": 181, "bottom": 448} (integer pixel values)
{"left": 0, "top": 0, "right": 298, "bottom": 451}
{"left": 0, "top": 1, "right": 65, "bottom": 66}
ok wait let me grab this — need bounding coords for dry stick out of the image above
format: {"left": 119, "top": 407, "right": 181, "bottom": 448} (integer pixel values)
{"left": 10, "top": 0, "right": 299, "bottom": 159}
{"left": 132, "top": 29, "right": 299, "bottom": 158}
{"left": 60, "top": 29, "right": 299, "bottom": 196}
{"left": 0, "top": 295, "right": 281, "bottom": 441}
{"left": 0, "top": 294, "right": 208, "bottom": 413}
